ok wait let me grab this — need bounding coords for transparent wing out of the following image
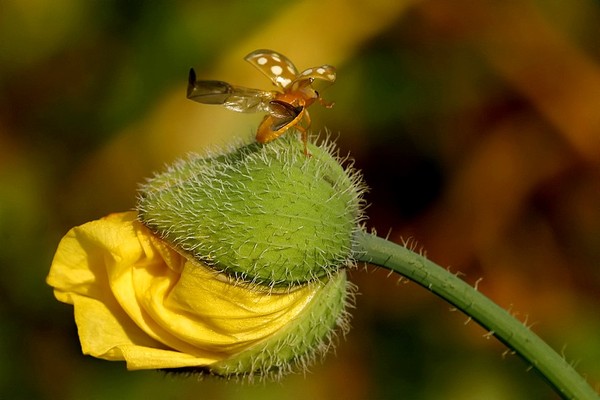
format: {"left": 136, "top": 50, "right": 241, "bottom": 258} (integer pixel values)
{"left": 187, "top": 69, "right": 273, "bottom": 113}
{"left": 293, "top": 64, "right": 336, "bottom": 88}
{"left": 244, "top": 49, "right": 299, "bottom": 90}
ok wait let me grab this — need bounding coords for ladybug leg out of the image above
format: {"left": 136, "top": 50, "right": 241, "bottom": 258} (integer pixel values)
{"left": 299, "top": 111, "right": 312, "bottom": 157}
{"left": 294, "top": 123, "right": 311, "bottom": 157}
{"left": 318, "top": 97, "right": 335, "bottom": 108}
{"left": 303, "top": 109, "right": 312, "bottom": 130}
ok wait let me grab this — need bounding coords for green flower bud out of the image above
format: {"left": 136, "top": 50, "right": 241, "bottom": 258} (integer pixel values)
{"left": 48, "top": 135, "right": 365, "bottom": 380}
{"left": 136, "top": 135, "right": 366, "bottom": 286}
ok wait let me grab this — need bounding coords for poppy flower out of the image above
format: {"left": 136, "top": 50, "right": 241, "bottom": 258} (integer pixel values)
{"left": 47, "top": 136, "right": 365, "bottom": 379}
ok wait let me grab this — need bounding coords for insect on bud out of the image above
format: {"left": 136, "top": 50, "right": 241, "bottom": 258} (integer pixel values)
{"left": 48, "top": 49, "right": 368, "bottom": 380}
{"left": 136, "top": 134, "right": 366, "bottom": 286}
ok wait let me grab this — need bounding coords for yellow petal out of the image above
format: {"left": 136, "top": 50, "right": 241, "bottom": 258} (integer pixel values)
{"left": 47, "top": 211, "right": 325, "bottom": 370}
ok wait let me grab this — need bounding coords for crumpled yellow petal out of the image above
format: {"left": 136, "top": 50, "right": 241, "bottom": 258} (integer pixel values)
{"left": 47, "top": 211, "right": 321, "bottom": 370}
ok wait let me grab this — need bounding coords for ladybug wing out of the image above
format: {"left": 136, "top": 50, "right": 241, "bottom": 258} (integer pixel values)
{"left": 267, "top": 100, "right": 303, "bottom": 127}
{"left": 187, "top": 69, "right": 273, "bottom": 113}
{"left": 244, "top": 49, "right": 299, "bottom": 90}
{"left": 256, "top": 100, "right": 304, "bottom": 143}
{"left": 292, "top": 64, "right": 336, "bottom": 88}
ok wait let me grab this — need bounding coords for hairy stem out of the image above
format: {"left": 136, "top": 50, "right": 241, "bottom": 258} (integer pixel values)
{"left": 353, "top": 231, "right": 598, "bottom": 400}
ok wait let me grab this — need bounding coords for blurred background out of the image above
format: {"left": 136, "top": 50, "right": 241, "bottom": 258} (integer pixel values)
{"left": 1, "top": 0, "right": 599, "bottom": 399}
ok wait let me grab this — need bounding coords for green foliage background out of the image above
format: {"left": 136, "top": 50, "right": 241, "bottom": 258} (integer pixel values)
{"left": 1, "top": 1, "right": 599, "bottom": 399}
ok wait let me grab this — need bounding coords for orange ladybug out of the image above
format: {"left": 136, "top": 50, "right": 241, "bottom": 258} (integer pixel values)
{"left": 187, "top": 49, "right": 335, "bottom": 155}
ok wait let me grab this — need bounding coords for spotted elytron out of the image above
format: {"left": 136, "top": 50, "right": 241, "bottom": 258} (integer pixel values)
{"left": 187, "top": 49, "right": 336, "bottom": 155}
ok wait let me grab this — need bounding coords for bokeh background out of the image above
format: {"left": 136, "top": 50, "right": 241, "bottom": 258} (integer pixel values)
{"left": 1, "top": 0, "right": 599, "bottom": 399}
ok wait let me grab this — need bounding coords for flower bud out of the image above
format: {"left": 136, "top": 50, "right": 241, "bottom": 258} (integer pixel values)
{"left": 48, "top": 135, "right": 366, "bottom": 380}
{"left": 136, "top": 135, "right": 365, "bottom": 286}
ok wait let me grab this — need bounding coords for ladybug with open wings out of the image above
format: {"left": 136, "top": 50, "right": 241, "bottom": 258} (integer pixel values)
{"left": 187, "top": 49, "right": 336, "bottom": 155}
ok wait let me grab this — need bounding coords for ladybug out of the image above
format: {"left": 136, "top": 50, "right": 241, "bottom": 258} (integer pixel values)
{"left": 187, "top": 49, "right": 335, "bottom": 155}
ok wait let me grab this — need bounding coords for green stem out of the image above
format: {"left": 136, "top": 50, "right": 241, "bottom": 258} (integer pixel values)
{"left": 353, "top": 231, "right": 599, "bottom": 400}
